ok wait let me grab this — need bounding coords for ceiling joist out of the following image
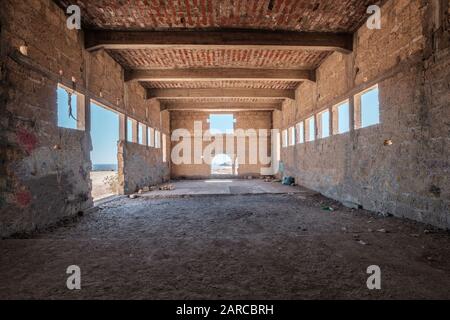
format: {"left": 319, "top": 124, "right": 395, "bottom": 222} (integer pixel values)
{"left": 147, "top": 88, "right": 295, "bottom": 100}
{"left": 85, "top": 29, "right": 353, "bottom": 53}
{"left": 160, "top": 102, "right": 282, "bottom": 112}
{"left": 125, "top": 68, "right": 315, "bottom": 82}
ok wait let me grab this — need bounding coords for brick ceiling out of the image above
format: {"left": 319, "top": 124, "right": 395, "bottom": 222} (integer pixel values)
{"left": 162, "top": 97, "right": 285, "bottom": 103}
{"left": 142, "top": 80, "right": 300, "bottom": 90}
{"left": 56, "top": 0, "right": 373, "bottom": 104}
{"left": 58, "top": 0, "right": 373, "bottom": 32}
{"left": 108, "top": 48, "right": 329, "bottom": 70}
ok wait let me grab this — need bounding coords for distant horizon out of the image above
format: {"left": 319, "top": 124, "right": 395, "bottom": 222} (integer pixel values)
{"left": 92, "top": 163, "right": 118, "bottom": 172}
{"left": 90, "top": 102, "right": 119, "bottom": 166}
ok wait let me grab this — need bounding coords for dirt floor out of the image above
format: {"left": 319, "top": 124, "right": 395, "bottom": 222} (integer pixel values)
{"left": 141, "top": 179, "right": 304, "bottom": 197}
{"left": 1, "top": 181, "right": 450, "bottom": 300}
{"left": 90, "top": 171, "right": 118, "bottom": 200}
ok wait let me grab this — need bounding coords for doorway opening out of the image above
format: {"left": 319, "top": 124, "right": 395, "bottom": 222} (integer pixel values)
{"left": 90, "top": 101, "right": 120, "bottom": 200}
{"left": 211, "top": 154, "right": 234, "bottom": 175}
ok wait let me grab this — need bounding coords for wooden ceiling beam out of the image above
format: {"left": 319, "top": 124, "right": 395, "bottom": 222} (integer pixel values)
{"left": 125, "top": 68, "right": 315, "bottom": 82}
{"left": 85, "top": 29, "right": 353, "bottom": 53}
{"left": 160, "top": 102, "right": 282, "bottom": 111}
{"left": 147, "top": 88, "right": 295, "bottom": 99}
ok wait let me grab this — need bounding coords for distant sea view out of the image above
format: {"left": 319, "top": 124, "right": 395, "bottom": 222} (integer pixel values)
{"left": 92, "top": 164, "right": 118, "bottom": 172}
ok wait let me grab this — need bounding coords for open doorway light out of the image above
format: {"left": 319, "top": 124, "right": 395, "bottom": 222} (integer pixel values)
{"left": 90, "top": 102, "right": 119, "bottom": 200}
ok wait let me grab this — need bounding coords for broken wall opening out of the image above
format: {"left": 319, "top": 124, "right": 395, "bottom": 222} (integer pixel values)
{"left": 90, "top": 101, "right": 119, "bottom": 200}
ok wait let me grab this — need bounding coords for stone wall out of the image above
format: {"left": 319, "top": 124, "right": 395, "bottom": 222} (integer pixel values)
{"left": 119, "top": 141, "right": 170, "bottom": 194}
{"left": 0, "top": 0, "right": 167, "bottom": 237}
{"left": 170, "top": 111, "right": 272, "bottom": 179}
{"left": 276, "top": 0, "right": 450, "bottom": 229}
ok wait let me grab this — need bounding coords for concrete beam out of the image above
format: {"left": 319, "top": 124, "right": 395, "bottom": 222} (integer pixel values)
{"left": 160, "top": 102, "right": 282, "bottom": 111}
{"left": 125, "top": 68, "right": 315, "bottom": 82}
{"left": 147, "top": 88, "right": 295, "bottom": 99}
{"left": 85, "top": 29, "right": 353, "bottom": 53}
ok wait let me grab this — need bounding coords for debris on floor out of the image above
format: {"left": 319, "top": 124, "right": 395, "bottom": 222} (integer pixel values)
{"left": 159, "top": 184, "right": 175, "bottom": 191}
{"left": 282, "top": 176, "right": 295, "bottom": 186}
{"left": 263, "top": 176, "right": 276, "bottom": 182}
{"left": 341, "top": 201, "right": 361, "bottom": 209}
{"left": 322, "top": 206, "right": 335, "bottom": 212}
{"left": 138, "top": 184, "right": 170, "bottom": 194}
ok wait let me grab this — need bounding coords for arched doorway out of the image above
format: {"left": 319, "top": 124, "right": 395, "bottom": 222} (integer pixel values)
{"left": 211, "top": 154, "right": 233, "bottom": 175}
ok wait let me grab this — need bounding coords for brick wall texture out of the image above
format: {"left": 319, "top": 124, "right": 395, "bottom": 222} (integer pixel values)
{"left": 275, "top": 0, "right": 450, "bottom": 229}
{"left": 0, "top": 0, "right": 169, "bottom": 237}
{"left": 170, "top": 111, "right": 272, "bottom": 179}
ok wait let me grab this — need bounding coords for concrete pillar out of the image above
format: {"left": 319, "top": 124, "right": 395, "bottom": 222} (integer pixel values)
{"left": 352, "top": 95, "right": 361, "bottom": 130}
{"left": 119, "top": 113, "right": 127, "bottom": 141}
{"left": 141, "top": 124, "right": 148, "bottom": 146}
{"left": 132, "top": 119, "right": 138, "bottom": 143}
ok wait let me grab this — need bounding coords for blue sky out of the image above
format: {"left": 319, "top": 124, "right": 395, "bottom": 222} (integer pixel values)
{"left": 308, "top": 117, "right": 315, "bottom": 141}
{"left": 209, "top": 114, "right": 234, "bottom": 134}
{"left": 57, "top": 88, "right": 119, "bottom": 165}
{"left": 361, "top": 87, "right": 380, "bottom": 128}
{"left": 338, "top": 102, "right": 350, "bottom": 134}
{"left": 90, "top": 102, "right": 119, "bottom": 165}
{"left": 57, "top": 87, "right": 78, "bottom": 129}
{"left": 209, "top": 114, "right": 234, "bottom": 167}
{"left": 127, "top": 119, "right": 134, "bottom": 142}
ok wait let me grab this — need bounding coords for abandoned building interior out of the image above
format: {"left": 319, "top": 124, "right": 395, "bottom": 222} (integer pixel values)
{"left": 0, "top": 0, "right": 449, "bottom": 299}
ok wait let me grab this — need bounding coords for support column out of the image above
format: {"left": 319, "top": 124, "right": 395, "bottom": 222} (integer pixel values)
{"left": 329, "top": 107, "right": 335, "bottom": 136}
{"left": 119, "top": 113, "right": 127, "bottom": 141}
{"left": 83, "top": 53, "right": 91, "bottom": 135}
{"left": 77, "top": 93, "right": 87, "bottom": 131}
{"left": 314, "top": 113, "right": 319, "bottom": 140}
{"left": 142, "top": 124, "right": 148, "bottom": 146}
{"left": 352, "top": 95, "right": 361, "bottom": 130}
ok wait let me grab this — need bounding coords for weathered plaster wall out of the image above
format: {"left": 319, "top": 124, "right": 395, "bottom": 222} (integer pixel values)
{"left": 276, "top": 0, "right": 450, "bottom": 229}
{"left": 0, "top": 0, "right": 166, "bottom": 237}
{"left": 0, "top": 0, "right": 91, "bottom": 237}
{"left": 118, "top": 105, "right": 171, "bottom": 194}
{"left": 170, "top": 111, "right": 272, "bottom": 179}
{"left": 119, "top": 141, "right": 170, "bottom": 194}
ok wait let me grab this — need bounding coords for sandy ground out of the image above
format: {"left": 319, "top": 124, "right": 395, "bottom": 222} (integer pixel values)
{"left": 1, "top": 182, "right": 450, "bottom": 299}
{"left": 90, "top": 171, "right": 118, "bottom": 200}
{"left": 141, "top": 179, "right": 303, "bottom": 197}
{"left": 211, "top": 166, "right": 233, "bottom": 175}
